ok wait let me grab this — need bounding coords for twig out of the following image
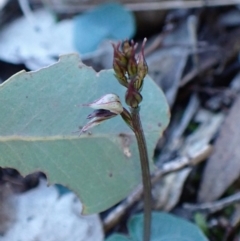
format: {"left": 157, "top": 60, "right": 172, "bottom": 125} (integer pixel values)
{"left": 144, "top": 21, "right": 175, "bottom": 57}
{"left": 48, "top": 0, "right": 240, "bottom": 13}
{"left": 172, "top": 94, "right": 200, "bottom": 139}
{"left": 184, "top": 192, "right": 240, "bottom": 213}
{"left": 180, "top": 56, "right": 219, "bottom": 87}
{"left": 188, "top": 15, "right": 200, "bottom": 74}
{"left": 18, "top": 0, "right": 40, "bottom": 30}
{"left": 0, "top": 0, "right": 8, "bottom": 10}
{"left": 103, "top": 144, "right": 212, "bottom": 232}
{"left": 127, "top": 0, "right": 240, "bottom": 10}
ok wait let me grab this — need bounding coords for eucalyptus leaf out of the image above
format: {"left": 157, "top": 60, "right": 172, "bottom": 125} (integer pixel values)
{"left": 129, "top": 212, "right": 209, "bottom": 241}
{"left": 0, "top": 54, "right": 169, "bottom": 214}
{"left": 106, "top": 212, "right": 209, "bottom": 241}
{"left": 106, "top": 234, "right": 132, "bottom": 241}
{"left": 74, "top": 3, "right": 135, "bottom": 54}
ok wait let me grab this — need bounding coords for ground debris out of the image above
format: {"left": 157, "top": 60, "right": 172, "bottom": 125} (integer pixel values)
{"left": 198, "top": 95, "right": 240, "bottom": 202}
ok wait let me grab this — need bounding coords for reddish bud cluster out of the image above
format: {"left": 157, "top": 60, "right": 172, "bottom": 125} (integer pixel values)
{"left": 112, "top": 39, "right": 148, "bottom": 108}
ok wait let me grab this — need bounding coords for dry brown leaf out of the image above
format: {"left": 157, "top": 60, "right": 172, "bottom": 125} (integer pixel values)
{"left": 147, "top": 21, "right": 189, "bottom": 107}
{"left": 198, "top": 95, "right": 240, "bottom": 202}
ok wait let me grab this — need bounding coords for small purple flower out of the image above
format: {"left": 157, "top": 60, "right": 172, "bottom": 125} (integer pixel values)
{"left": 79, "top": 94, "right": 123, "bottom": 135}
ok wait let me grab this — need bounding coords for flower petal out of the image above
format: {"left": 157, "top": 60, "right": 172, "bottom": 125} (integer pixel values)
{"left": 78, "top": 109, "right": 117, "bottom": 135}
{"left": 83, "top": 94, "right": 123, "bottom": 114}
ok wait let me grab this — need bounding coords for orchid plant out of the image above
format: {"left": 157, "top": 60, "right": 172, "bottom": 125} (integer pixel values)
{"left": 80, "top": 39, "right": 152, "bottom": 241}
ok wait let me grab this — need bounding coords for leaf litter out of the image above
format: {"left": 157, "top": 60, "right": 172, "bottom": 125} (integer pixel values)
{"left": 0, "top": 179, "right": 103, "bottom": 241}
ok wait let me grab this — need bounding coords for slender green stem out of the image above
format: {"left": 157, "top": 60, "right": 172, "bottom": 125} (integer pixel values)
{"left": 131, "top": 107, "right": 152, "bottom": 241}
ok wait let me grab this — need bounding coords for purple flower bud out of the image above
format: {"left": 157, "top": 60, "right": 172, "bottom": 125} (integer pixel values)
{"left": 112, "top": 42, "right": 128, "bottom": 66}
{"left": 125, "top": 81, "right": 142, "bottom": 108}
{"left": 113, "top": 60, "right": 128, "bottom": 87}
{"left": 122, "top": 40, "right": 137, "bottom": 59}
{"left": 112, "top": 42, "right": 129, "bottom": 87}
{"left": 136, "top": 38, "right": 148, "bottom": 88}
{"left": 120, "top": 107, "right": 133, "bottom": 130}
{"left": 127, "top": 55, "right": 137, "bottom": 78}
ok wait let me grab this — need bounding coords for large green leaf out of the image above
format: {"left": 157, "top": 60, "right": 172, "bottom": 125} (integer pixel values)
{"left": 106, "top": 234, "right": 132, "bottom": 241}
{"left": 0, "top": 54, "right": 169, "bottom": 214}
{"left": 106, "top": 212, "right": 209, "bottom": 241}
